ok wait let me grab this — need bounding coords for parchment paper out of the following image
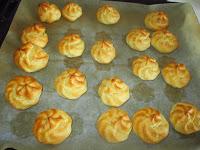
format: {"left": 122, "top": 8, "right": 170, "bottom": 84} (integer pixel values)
{"left": 0, "top": 0, "right": 200, "bottom": 150}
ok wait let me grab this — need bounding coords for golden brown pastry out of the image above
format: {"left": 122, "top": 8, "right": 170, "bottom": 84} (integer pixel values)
{"left": 91, "top": 40, "right": 116, "bottom": 64}
{"left": 21, "top": 23, "right": 48, "bottom": 48}
{"left": 98, "top": 77, "right": 129, "bottom": 107}
{"left": 33, "top": 108, "right": 72, "bottom": 144}
{"left": 14, "top": 42, "right": 49, "bottom": 72}
{"left": 132, "top": 55, "right": 160, "bottom": 80}
{"left": 144, "top": 11, "right": 169, "bottom": 30}
{"left": 54, "top": 68, "right": 87, "bottom": 100}
{"left": 38, "top": 2, "right": 61, "bottom": 23}
{"left": 96, "top": 108, "right": 132, "bottom": 143}
{"left": 62, "top": 2, "right": 82, "bottom": 21}
{"left": 126, "top": 28, "right": 151, "bottom": 51}
{"left": 151, "top": 30, "right": 178, "bottom": 53}
{"left": 5, "top": 76, "right": 42, "bottom": 110}
{"left": 58, "top": 34, "right": 85, "bottom": 57}
{"left": 170, "top": 102, "right": 200, "bottom": 135}
{"left": 132, "top": 107, "right": 169, "bottom": 144}
{"left": 161, "top": 63, "right": 191, "bottom": 88}
{"left": 96, "top": 5, "right": 120, "bottom": 25}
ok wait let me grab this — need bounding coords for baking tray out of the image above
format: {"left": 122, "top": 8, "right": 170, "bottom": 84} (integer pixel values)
{"left": 1, "top": 0, "right": 200, "bottom": 150}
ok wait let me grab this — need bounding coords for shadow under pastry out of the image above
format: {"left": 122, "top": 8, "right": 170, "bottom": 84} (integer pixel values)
{"left": 95, "top": 31, "right": 112, "bottom": 41}
{"left": 158, "top": 55, "right": 176, "bottom": 68}
{"left": 66, "top": 28, "right": 83, "bottom": 37}
{"left": 64, "top": 56, "right": 84, "bottom": 69}
{"left": 132, "top": 82, "right": 155, "bottom": 102}
{"left": 93, "top": 60, "right": 114, "bottom": 71}
{"left": 69, "top": 112, "right": 83, "bottom": 138}
{"left": 10, "top": 111, "right": 37, "bottom": 138}
{"left": 164, "top": 85, "right": 186, "bottom": 103}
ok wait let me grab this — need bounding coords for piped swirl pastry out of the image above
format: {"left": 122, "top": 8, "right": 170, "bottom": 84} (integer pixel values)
{"left": 91, "top": 40, "right": 116, "bottom": 64}
{"left": 144, "top": 11, "right": 169, "bottom": 30}
{"left": 96, "top": 5, "right": 120, "bottom": 25}
{"left": 5, "top": 76, "right": 42, "bottom": 110}
{"left": 132, "top": 107, "right": 169, "bottom": 144}
{"left": 151, "top": 30, "right": 178, "bottom": 53}
{"left": 21, "top": 23, "right": 48, "bottom": 48}
{"left": 58, "top": 34, "right": 85, "bottom": 57}
{"left": 98, "top": 77, "right": 130, "bottom": 107}
{"left": 132, "top": 55, "right": 160, "bottom": 80}
{"left": 96, "top": 108, "right": 132, "bottom": 143}
{"left": 126, "top": 28, "right": 151, "bottom": 51}
{"left": 170, "top": 102, "right": 200, "bottom": 135}
{"left": 62, "top": 2, "right": 82, "bottom": 21}
{"left": 38, "top": 2, "right": 61, "bottom": 23}
{"left": 14, "top": 42, "right": 49, "bottom": 72}
{"left": 161, "top": 63, "right": 191, "bottom": 88}
{"left": 54, "top": 68, "right": 87, "bottom": 100}
{"left": 33, "top": 108, "right": 72, "bottom": 144}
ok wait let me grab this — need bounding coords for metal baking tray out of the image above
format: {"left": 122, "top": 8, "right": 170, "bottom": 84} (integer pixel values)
{"left": 0, "top": 0, "right": 200, "bottom": 150}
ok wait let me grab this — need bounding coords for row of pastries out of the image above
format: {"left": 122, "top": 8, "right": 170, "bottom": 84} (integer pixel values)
{"left": 4, "top": 64, "right": 191, "bottom": 110}
{"left": 97, "top": 104, "right": 200, "bottom": 144}
{"left": 5, "top": 0, "right": 197, "bottom": 146}
{"left": 31, "top": 102, "right": 200, "bottom": 144}
{"left": 37, "top": 2, "right": 120, "bottom": 24}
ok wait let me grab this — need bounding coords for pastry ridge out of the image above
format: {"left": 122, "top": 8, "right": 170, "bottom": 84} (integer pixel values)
{"left": 132, "top": 107, "right": 169, "bottom": 144}
{"left": 33, "top": 108, "right": 72, "bottom": 144}
{"left": 97, "top": 108, "right": 132, "bottom": 143}
{"left": 144, "top": 11, "right": 169, "bottom": 30}
{"left": 170, "top": 102, "right": 200, "bottom": 134}
{"left": 132, "top": 55, "right": 160, "bottom": 80}
{"left": 96, "top": 5, "right": 120, "bottom": 25}
{"left": 58, "top": 33, "right": 85, "bottom": 57}
{"left": 162, "top": 63, "right": 191, "bottom": 88}
{"left": 62, "top": 2, "right": 82, "bottom": 21}
{"left": 54, "top": 68, "right": 87, "bottom": 99}
{"left": 91, "top": 40, "right": 116, "bottom": 64}
{"left": 98, "top": 77, "right": 130, "bottom": 107}
{"left": 126, "top": 28, "right": 150, "bottom": 51}
{"left": 5, "top": 76, "right": 42, "bottom": 110}
{"left": 21, "top": 23, "right": 48, "bottom": 48}
{"left": 38, "top": 2, "right": 61, "bottom": 23}
{"left": 14, "top": 42, "right": 49, "bottom": 72}
{"left": 151, "top": 30, "right": 178, "bottom": 53}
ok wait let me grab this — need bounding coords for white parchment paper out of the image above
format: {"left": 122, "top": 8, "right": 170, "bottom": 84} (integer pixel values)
{"left": 0, "top": 0, "right": 200, "bottom": 150}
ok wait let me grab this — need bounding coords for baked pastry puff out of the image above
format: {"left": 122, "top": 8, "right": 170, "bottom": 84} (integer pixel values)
{"left": 38, "top": 2, "right": 61, "bottom": 23}
{"left": 54, "top": 68, "right": 87, "bottom": 100}
{"left": 33, "top": 108, "right": 72, "bottom": 144}
{"left": 126, "top": 28, "right": 151, "bottom": 51}
{"left": 151, "top": 30, "right": 178, "bottom": 53}
{"left": 58, "top": 34, "right": 85, "bottom": 57}
{"left": 96, "top": 5, "right": 120, "bottom": 25}
{"left": 132, "top": 107, "right": 169, "bottom": 144}
{"left": 21, "top": 23, "right": 48, "bottom": 48}
{"left": 96, "top": 108, "right": 132, "bottom": 143}
{"left": 144, "top": 11, "right": 169, "bottom": 30}
{"left": 132, "top": 55, "right": 160, "bottom": 80}
{"left": 14, "top": 42, "right": 49, "bottom": 72}
{"left": 91, "top": 40, "right": 116, "bottom": 64}
{"left": 98, "top": 77, "right": 130, "bottom": 107}
{"left": 5, "top": 76, "right": 42, "bottom": 110}
{"left": 170, "top": 102, "right": 200, "bottom": 135}
{"left": 62, "top": 2, "right": 82, "bottom": 21}
{"left": 161, "top": 63, "right": 191, "bottom": 88}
